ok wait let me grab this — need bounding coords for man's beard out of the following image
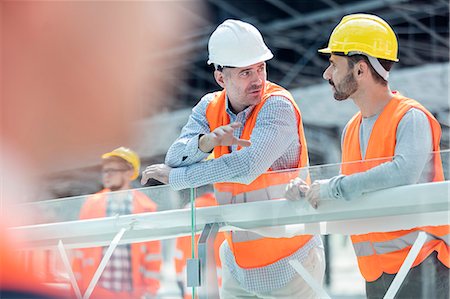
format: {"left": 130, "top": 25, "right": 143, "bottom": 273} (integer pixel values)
{"left": 329, "top": 71, "right": 358, "bottom": 101}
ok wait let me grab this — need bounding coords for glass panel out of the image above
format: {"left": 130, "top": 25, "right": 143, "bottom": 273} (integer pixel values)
{"left": 10, "top": 185, "right": 192, "bottom": 298}
{"left": 13, "top": 185, "right": 191, "bottom": 226}
{"left": 9, "top": 150, "right": 449, "bottom": 298}
{"left": 193, "top": 149, "right": 449, "bottom": 298}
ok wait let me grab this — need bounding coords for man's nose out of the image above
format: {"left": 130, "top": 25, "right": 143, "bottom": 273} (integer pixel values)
{"left": 323, "top": 65, "right": 332, "bottom": 80}
{"left": 253, "top": 71, "right": 264, "bottom": 85}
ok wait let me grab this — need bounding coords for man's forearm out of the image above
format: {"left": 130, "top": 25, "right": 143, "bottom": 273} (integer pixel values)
{"left": 165, "top": 135, "right": 210, "bottom": 167}
{"left": 198, "top": 133, "right": 215, "bottom": 153}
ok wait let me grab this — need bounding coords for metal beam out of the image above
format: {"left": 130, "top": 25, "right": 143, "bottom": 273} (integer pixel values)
{"left": 267, "top": 0, "right": 408, "bottom": 31}
{"left": 208, "top": 0, "right": 249, "bottom": 20}
{"left": 265, "top": 0, "right": 301, "bottom": 18}
{"left": 395, "top": 9, "right": 449, "bottom": 48}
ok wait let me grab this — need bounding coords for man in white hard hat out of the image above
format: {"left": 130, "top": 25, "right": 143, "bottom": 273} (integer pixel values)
{"left": 142, "top": 19, "right": 325, "bottom": 298}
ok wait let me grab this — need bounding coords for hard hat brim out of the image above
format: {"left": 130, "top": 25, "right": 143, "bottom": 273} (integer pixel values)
{"left": 207, "top": 51, "right": 273, "bottom": 68}
{"left": 101, "top": 151, "right": 139, "bottom": 180}
{"left": 318, "top": 47, "right": 332, "bottom": 54}
{"left": 101, "top": 152, "right": 119, "bottom": 160}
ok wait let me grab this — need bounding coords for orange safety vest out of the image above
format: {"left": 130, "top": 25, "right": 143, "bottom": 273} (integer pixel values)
{"left": 72, "top": 189, "right": 162, "bottom": 298}
{"left": 174, "top": 193, "right": 225, "bottom": 299}
{"left": 205, "top": 81, "right": 312, "bottom": 269}
{"left": 0, "top": 221, "right": 70, "bottom": 298}
{"left": 25, "top": 248, "right": 59, "bottom": 283}
{"left": 342, "top": 93, "right": 449, "bottom": 282}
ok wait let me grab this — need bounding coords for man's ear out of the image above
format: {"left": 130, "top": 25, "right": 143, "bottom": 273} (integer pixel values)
{"left": 127, "top": 169, "right": 135, "bottom": 181}
{"left": 356, "top": 61, "right": 369, "bottom": 78}
{"left": 214, "top": 70, "right": 226, "bottom": 88}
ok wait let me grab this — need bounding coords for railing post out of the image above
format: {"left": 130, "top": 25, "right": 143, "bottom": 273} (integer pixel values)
{"left": 197, "top": 223, "right": 220, "bottom": 299}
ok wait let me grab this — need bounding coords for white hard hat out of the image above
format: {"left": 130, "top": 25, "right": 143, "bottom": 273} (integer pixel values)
{"left": 207, "top": 19, "right": 273, "bottom": 68}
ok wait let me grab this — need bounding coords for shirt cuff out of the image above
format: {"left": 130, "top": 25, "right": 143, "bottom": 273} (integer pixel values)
{"left": 327, "top": 175, "right": 346, "bottom": 200}
{"left": 169, "top": 167, "right": 190, "bottom": 190}
{"left": 183, "top": 134, "right": 210, "bottom": 163}
{"left": 317, "top": 179, "right": 333, "bottom": 200}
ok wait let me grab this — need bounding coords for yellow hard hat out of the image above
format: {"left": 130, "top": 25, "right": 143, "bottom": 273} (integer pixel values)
{"left": 102, "top": 147, "right": 140, "bottom": 180}
{"left": 319, "top": 14, "right": 399, "bottom": 62}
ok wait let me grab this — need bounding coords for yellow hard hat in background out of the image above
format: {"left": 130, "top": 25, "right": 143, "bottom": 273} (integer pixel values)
{"left": 102, "top": 147, "right": 140, "bottom": 180}
{"left": 319, "top": 14, "right": 399, "bottom": 62}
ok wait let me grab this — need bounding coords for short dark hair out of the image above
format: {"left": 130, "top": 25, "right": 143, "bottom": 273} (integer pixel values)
{"left": 346, "top": 54, "right": 394, "bottom": 86}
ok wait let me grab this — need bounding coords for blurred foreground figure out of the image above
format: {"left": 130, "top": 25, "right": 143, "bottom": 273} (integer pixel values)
{"left": 286, "top": 14, "right": 449, "bottom": 299}
{"left": 1, "top": 1, "right": 197, "bottom": 298}
{"left": 72, "top": 148, "right": 161, "bottom": 299}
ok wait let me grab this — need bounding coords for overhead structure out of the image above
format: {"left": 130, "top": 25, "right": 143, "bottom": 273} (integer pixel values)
{"left": 148, "top": 0, "right": 449, "bottom": 114}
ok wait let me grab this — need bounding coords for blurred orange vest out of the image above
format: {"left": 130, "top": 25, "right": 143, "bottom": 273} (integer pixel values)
{"left": 205, "top": 81, "right": 312, "bottom": 269}
{"left": 342, "top": 93, "right": 449, "bottom": 282}
{"left": 0, "top": 221, "right": 69, "bottom": 298}
{"left": 72, "top": 189, "right": 161, "bottom": 298}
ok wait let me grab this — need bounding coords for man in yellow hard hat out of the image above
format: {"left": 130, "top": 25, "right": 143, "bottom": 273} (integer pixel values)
{"left": 72, "top": 147, "right": 162, "bottom": 299}
{"left": 100, "top": 147, "right": 141, "bottom": 192}
{"left": 142, "top": 19, "right": 325, "bottom": 299}
{"left": 286, "top": 14, "right": 449, "bottom": 298}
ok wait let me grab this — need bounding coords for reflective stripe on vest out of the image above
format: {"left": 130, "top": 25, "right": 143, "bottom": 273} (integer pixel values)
{"left": 342, "top": 94, "right": 448, "bottom": 281}
{"left": 354, "top": 231, "right": 450, "bottom": 257}
{"left": 215, "top": 184, "right": 286, "bottom": 205}
{"left": 74, "top": 250, "right": 84, "bottom": 259}
{"left": 145, "top": 254, "right": 162, "bottom": 262}
{"left": 139, "top": 266, "right": 160, "bottom": 279}
{"left": 82, "top": 257, "right": 95, "bottom": 267}
{"left": 174, "top": 248, "right": 183, "bottom": 260}
{"left": 215, "top": 183, "right": 286, "bottom": 243}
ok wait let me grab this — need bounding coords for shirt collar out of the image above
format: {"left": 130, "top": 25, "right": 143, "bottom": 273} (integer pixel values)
{"left": 225, "top": 96, "right": 255, "bottom": 119}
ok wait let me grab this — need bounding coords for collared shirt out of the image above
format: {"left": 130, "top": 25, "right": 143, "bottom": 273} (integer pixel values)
{"left": 165, "top": 91, "right": 318, "bottom": 291}
{"left": 98, "top": 192, "right": 133, "bottom": 292}
{"left": 166, "top": 92, "right": 302, "bottom": 189}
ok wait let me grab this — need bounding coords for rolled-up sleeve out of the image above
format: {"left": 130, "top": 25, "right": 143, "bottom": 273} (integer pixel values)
{"left": 165, "top": 94, "right": 214, "bottom": 167}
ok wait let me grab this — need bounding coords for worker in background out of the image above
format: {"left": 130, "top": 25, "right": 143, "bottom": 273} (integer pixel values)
{"left": 2, "top": 1, "right": 197, "bottom": 298}
{"left": 72, "top": 147, "right": 161, "bottom": 299}
{"left": 174, "top": 192, "right": 225, "bottom": 299}
{"left": 286, "top": 13, "right": 449, "bottom": 298}
{"left": 142, "top": 19, "right": 325, "bottom": 298}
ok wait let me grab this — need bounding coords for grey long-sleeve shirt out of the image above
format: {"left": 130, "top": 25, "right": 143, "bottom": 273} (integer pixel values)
{"left": 324, "top": 108, "right": 434, "bottom": 200}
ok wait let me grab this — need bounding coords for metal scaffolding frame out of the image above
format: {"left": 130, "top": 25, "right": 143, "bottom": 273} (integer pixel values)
{"left": 146, "top": 0, "right": 449, "bottom": 115}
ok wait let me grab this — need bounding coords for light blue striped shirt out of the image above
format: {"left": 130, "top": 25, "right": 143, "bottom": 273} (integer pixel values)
{"left": 165, "top": 90, "right": 321, "bottom": 292}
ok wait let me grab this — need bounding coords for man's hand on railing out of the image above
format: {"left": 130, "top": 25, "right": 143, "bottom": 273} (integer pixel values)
{"left": 285, "top": 178, "right": 332, "bottom": 209}
{"left": 285, "top": 177, "right": 309, "bottom": 200}
{"left": 141, "top": 164, "right": 172, "bottom": 185}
